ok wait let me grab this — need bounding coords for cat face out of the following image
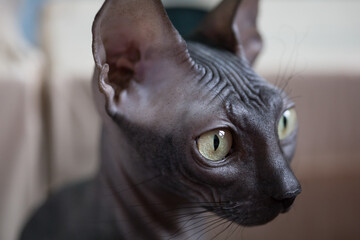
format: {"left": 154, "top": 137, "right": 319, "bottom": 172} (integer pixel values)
{"left": 92, "top": 0, "right": 301, "bottom": 226}
{"left": 176, "top": 43, "right": 300, "bottom": 226}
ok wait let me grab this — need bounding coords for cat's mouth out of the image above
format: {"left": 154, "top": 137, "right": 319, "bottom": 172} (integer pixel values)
{"left": 205, "top": 199, "right": 289, "bottom": 226}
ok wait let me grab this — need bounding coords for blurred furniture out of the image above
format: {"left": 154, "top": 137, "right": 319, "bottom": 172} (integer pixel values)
{"left": 0, "top": 1, "right": 45, "bottom": 240}
{"left": 41, "top": 0, "right": 102, "bottom": 192}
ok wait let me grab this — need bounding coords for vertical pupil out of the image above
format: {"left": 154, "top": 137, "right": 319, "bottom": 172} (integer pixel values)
{"left": 283, "top": 116, "right": 288, "bottom": 128}
{"left": 213, "top": 135, "right": 220, "bottom": 151}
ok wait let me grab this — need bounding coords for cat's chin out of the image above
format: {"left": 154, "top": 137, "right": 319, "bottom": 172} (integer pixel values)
{"left": 234, "top": 208, "right": 280, "bottom": 226}
{"left": 207, "top": 201, "right": 283, "bottom": 227}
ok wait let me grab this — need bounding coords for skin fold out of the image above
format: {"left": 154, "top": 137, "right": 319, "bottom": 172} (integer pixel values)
{"left": 20, "top": 0, "right": 301, "bottom": 239}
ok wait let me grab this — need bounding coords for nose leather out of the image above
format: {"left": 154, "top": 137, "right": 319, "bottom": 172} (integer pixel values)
{"left": 279, "top": 196, "right": 296, "bottom": 213}
{"left": 268, "top": 167, "right": 302, "bottom": 212}
{"left": 259, "top": 153, "right": 302, "bottom": 202}
{"left": 267, "top": 167, "right": 302, "bottom": 214}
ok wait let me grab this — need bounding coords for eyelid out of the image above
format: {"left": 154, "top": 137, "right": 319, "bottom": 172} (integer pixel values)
{"left": 283, "top": 94, "right": 296, "bottom": 108}
{"left": 191, "top": 122, "right": 237, "bottom": 141}
{"left": 281, "top": 101, "right": 296, "bottom": 115}
{"left": 279, "top": 90, "right": 295, "bottom": 108}
{"left": 286, "top": 102, "right": 296, "bottom": 110}
{"left": 194, "top": 126, "right": 235, "bottom": 148}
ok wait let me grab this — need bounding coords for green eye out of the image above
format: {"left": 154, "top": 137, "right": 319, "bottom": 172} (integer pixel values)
{"left": 197, "top": 129, "right": 232, "bottom": 161}
{"left": 278, "top": 108, "right": 297, "bottom": 140}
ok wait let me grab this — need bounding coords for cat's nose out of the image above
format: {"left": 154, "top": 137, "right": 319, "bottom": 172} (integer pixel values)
{"left": 261, "top": 160, "right": 302, "bottom": 207}
{"left": 279, "top": 196, "right": 296, "bottom": 213}
{"left": 271, "top": 173, "right": 302, "bottom": 200}
{"left": 270, "top": 169, "right": 302, "bottom": 212}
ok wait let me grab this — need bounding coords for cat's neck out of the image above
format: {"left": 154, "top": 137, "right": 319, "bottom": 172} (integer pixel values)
{"left": 97, "top": 125, "right": 206, "bottom": 240}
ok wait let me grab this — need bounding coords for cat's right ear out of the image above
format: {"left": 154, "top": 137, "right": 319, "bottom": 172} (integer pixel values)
{"left": 92, "top": 0, "right": 191, "bottom": 117}
{"left": 192, "top": 0, "right": 262, "bottom": 65}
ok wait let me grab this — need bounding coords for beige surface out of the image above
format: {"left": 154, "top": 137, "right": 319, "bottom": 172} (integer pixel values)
{"left": 162, "top": 0, "right": 221, "bottom": 9}
{"left": 0, "top": 2, "right": 46, "bottom": 240}
{"left": 41, "top": 0, "right": 102, "bottom": 191}
{"left": 255, "top": 0, "right": 360, "bottom": 75}
{"left": 0, "top": 74, "right": 46, "bottom": 240}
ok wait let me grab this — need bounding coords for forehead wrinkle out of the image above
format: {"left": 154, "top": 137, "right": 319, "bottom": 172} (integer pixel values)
{"left": 187, "top": 42, "right": 288, "bottom": 133}
{"left": 210, "top": 53, "right": 270, "bottom": 110}
{"left": 190, "top": 52, "right": 235, "bottom": 104}
{"left": 188, "top": 47, "right": 243, "bottom": 105}
{"left": 188, "top": 42, "right": 271, "bottom": 111}
{"left": 222, "top": 67, "right": 266, "bottom": 110}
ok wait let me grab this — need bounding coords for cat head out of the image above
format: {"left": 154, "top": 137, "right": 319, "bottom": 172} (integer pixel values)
{"left": 92, "top": 0, "right": 301, "bottom": 226}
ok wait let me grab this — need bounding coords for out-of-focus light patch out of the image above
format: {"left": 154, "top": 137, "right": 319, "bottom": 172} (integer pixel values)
{"left": 162, "top": 0, "right": 220, "bottom": 10}
{"left": 18, "top": 0, "right": 48, "bottom": 45}
{"left": 255, "top": 0, "right": 360, "bottom": 75}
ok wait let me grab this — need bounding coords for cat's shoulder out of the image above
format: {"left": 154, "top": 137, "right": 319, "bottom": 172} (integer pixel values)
{"left": 20, "top": 179, "right": 118, "bottom": 240}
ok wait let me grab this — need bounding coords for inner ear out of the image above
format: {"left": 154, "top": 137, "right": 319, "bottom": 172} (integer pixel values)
{"left": 106, "top": 42, "right": 140, "bottom": 101}
{"left": 92, "top": 0, "right": 191, "bottom": 111}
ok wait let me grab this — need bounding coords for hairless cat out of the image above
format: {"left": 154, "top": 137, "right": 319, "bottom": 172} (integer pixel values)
{"left": 21, "top": 0, "right": 301, "bottom": 239}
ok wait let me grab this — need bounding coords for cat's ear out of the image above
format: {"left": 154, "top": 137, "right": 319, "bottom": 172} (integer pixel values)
{"left": 92, "top": 0, "right": 190, "bottom": 117}
{"left": 192, "top": 0, "right": 262, "bottom": 65}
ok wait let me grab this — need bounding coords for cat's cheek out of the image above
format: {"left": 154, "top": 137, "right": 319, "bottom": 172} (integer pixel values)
{"left": 187, "top": 148, "right": 244, "bottom": 187}
{"left": 207, "top": 193, "right": 284, "bottom": 226}
{"left": 235, "top": 207, "right": 281, "bottom": 226}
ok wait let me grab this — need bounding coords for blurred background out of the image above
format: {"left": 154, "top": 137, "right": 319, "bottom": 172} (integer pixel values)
{"left": 0, "top": 0, "right": 359, "bottom": 239}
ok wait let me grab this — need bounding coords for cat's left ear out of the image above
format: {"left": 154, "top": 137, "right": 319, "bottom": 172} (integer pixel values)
{"left": 192, "top": 0, "right": 262, "bottom": 65}
{"left": 92, "top": 0, "right": 191, "bottom": 117}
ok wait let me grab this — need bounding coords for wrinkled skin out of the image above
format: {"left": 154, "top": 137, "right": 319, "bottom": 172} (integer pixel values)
{"left": 20, "top": 0, "right": 301, "bottom": 239}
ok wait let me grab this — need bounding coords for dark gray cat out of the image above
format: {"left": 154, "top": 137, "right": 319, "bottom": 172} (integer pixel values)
{"left": 20, "top": 0, "right": 301, "bottom": 239}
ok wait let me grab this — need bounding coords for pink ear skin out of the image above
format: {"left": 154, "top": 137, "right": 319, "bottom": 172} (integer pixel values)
{"left": 192, "top": 0, "right": 263, "bottom": 65}
{"left": 92, "top": 0, "right": 263, "bottom": 119}
{"left": 92, "top": 0, "right": 192, "bottom": 116}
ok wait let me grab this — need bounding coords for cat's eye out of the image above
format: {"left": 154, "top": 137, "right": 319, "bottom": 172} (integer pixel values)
{"left": 278, "top": 108, "right": 297, "bottom": 140}
{"left": 197, "top": 129, "right": 232, "bottom": 161}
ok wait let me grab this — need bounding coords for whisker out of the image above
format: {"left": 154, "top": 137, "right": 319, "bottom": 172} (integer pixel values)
{"left": 170, "top": 215, "right": 217, "bottom": 239}
{"left": 224, "top": 221, "right": 236, "bottom": 240}
{"left": 171, "top": 211, "right": 211, "bottom": 224}
{"left": 233, "top": 225, "right": 242, "bottom": 240}
{"left": 194, "top": 218, "right": 229, "bottom": 240}
{"left": 169, "top": 214, "right": 224, "bottom": 240}
{"left": 209, "top": 219, "right": 234, "bottom": 240}
{"left": 168, "top": 211, "right": 212, "bottom": 237}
